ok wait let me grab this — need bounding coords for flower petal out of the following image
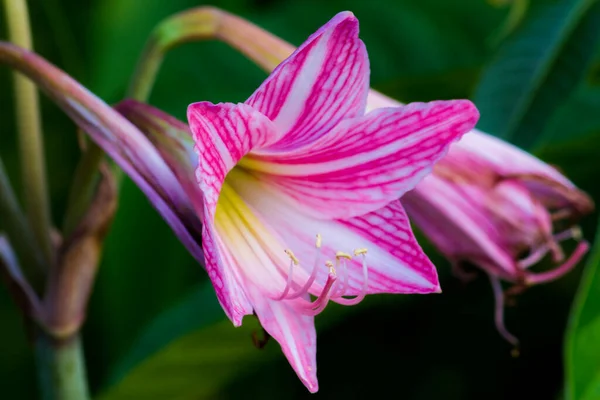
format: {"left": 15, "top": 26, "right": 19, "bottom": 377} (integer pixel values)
{"left": 403, "top": 174, "right": 517, "bottom": 279}
{"left": 116, "top": 99, "right": 203, "bottom": 215}
{"left": 246, "top": 11, "right": 369, "bottom": 152}
{"left": 453, "top": 130, "right": 593, "bottom": 214}
{"left": 188, "top": 102, "right": 280, "bottom": 323}
{"left": 243, "top": 100, "right": 479, "bottom": 219}
{"left": 187, "top": 101, "right": 279, "bottom": 218}
{"left": 227, "top": 169, "right": 441, "bottom": 294}
{"left": 335, "top": 200, "right": 440, "bottom": 294}
{"left": 246, "top": 286, "right": 318, "bottom": 393}
{"left": 202, "top": 207, "right": 254, "bottom": 325}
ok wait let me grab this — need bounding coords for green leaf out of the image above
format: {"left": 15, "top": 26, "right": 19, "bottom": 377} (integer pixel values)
{"left": 541, "top": 54, "right": 600, "bottom": 143}
{"left": 565, "top": 216, "right": 600, "bottom": 400}
{"left": 474, "top": 0, "right": 600, "bottom": 149}
{"left": 96, "top": 283, "right": 280, "bottom": 400}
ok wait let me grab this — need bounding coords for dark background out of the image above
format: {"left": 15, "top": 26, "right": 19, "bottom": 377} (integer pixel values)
{"left": 1, "top": 0, "right": 599, "bottom": 398}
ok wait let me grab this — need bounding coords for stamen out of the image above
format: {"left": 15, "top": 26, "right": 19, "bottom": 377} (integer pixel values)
{"left": 336, "top": 249, "right": 369, "bottom": 306}
{"left": 279, "top": 235, "right": 322, "bottom": 300}
{"left": 331, "top": 252, "right": 351, "bottom": 297}
{"left": 336, "top": 251, "right": 352, "bottom": 260}
{"left": 276, "top": 237, "right": 370, "bottom": 314}
{"left": 274, "top": 255, "right": 296, "bottom": 300}
{"left": 284, "top": 249, "right": 299, "bottom": 265}
{"left": 526, "top": 241, "right": 590, "bottom": 285}
{"left": 553, "top": 226, "right": 582, "bottom": 242}
{"left": 488, "top": 274, "right": 519, "bottom": 346}
{"left": 518, "top": 246, "right": 550, "bottom": 269}
{"left": 519, "top": 226, "right": 585, "bottom": 270}
{"left": 333, "top": 257, "right": 349, "bottom": 298}
{"left": 325, "top": 260, "right": 335, "bottom": 273}
{"left": 299, "top": 262, "right": 338, "bottom": 316}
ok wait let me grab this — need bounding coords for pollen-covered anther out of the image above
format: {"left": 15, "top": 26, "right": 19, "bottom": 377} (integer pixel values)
{"left": 335, "top": 251, "right": 352, "bottom": 260}
{"left": 571, "top": 226, "right": 583, "bottom": 241}
{"left": 354, "top": 248, "right": 368, "bottom": 256}
{"left": 325, "top": 260, "right": 335, "bottom": 275}
{"left": 276, "top": 234, "right": 323, "bottom": 301}
{"left": 334, "top": 247, "right": 370, "bottom": 306}
{"left": 284, "top": 249, "right": 299, "bottom": 265}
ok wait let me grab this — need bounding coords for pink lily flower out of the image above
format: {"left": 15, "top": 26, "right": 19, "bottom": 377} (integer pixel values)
{"left": 371, "top": 89, "right": 594, "bottom": 344}
{"left": 181, "top": 12, "right": 478, "bottom": 391}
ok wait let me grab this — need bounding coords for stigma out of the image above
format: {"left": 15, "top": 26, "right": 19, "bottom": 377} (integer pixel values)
{"left": 273, "top": 234, "right": 369, "bottom": 316}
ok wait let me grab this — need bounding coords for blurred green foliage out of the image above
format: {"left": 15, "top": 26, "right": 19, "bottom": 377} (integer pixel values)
{"left": 1, "top": 0, "right": 600, "bottom": 399}
{"left": 566, "top": 216, "right": 600, "bottom": 400}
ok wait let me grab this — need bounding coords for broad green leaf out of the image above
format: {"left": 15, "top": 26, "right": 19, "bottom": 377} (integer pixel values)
{"left": 474, "top": 0, "right": 600, "bottom": 149}
{"left": 96, "top": 282, "right": 280, "bottom": 400}
{"left": 96, "top": 282, "right": 281, "bottom": 400}
{"left": 541, "top": 51, "right": 600, "bottom": 144}
{"left": 565, "top": 216, "right": 600, "bottom": 400}
{"left": 96, "top": 286, "right": 422, "bottom": 399}
{"left": 104, "top": 282, "right": 225, "bottom": 388}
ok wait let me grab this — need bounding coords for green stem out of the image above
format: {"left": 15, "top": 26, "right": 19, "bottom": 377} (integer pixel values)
{"left": 3, "top": 0, "right": 54, "bottom": 267}
{"left": 35, "top": 333, "right": 90, "bottom": 400}
{"left": 63, "top": 34, "right": 164, "bottom": 213}
{"left": 62, "top": 11, "right": 164, "bottom": 229}
{"left": 0, "top": 158, "right": 45, "bottom": 288}
{"left": 127, "top": 36, "right": 164, "bottom": 101}
{"left": 62, "top": 143, "right": 105, "bottom": 236}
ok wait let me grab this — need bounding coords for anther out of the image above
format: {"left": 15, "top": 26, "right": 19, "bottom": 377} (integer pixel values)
{"left": 336, "top": 251, "right": 352, "bottom": 260}
{"left": 354, "top": 248, "right": 368, "bottom": 256}
{"left": 284, "top": 249, "right": 299, "bottom": 265}
{"left": 571, "top": 226, "right": 583, "bottom": 241}
{"left": 316, "top": 234, "right": 322, "bottom": 248}
{"left": 325, "top": 260, "right": 335, "bottom": 275}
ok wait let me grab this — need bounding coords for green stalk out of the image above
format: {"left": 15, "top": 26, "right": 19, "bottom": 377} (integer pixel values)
{"left": 62, "top": 143, "right": 105, "bottom": 236}
{"left": 35, "top": 333, "right": 90, "bottom": 400}
{"left": 127, "top": 35, "right": 164, "bottom": 101}
{"left": 63, "top": 29, "right": 165, "bottom": 224}
{"left": 2, "top": 2, "right": 90, "bottom": 398}
{"left": 2, "top": 0, "right": 54, "bottom": 267}
{"left": 0, "top": 158, "right": 45, "bottom": 288}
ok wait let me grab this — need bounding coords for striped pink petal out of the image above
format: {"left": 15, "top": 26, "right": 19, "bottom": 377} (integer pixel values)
{"left": 403, "top": 174, "right": 517, "bottom": 279}
{"left": 116, "top": 99, "right": 203, "bottom": 216}
{"left": 453, "top": 130, "right": 593, "bottom": 214}
{"left": 188, "top": 101, "right": 281, "bottom": 324}
{"left": 188, "top": 101, "right": 279, "bottom": 218}
{"left": 242, "top": 100, "right": 479, "bottom": 219}
{"left": 228, "top": 173, "right": 441, "bottom": 295}
{"left": 246, "top": 11, "right": 369, "bottom": 152}
{"left": 246, "top": 287, "right": 318, "bottom": 393}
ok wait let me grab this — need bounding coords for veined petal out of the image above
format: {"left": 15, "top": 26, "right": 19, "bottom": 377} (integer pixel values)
{"left": 246, "top": 286, "right": 318, "bottom": 393}
{"left": 243, "top": 100, "right": 479, "bottom": 219}
{"left": 116, "top": 99, "right": 202, "bottom": 215}
{"left": 202, "top": 207, "right": 254, "bottom": 325}
{"left": 227, "top": 169, "right": 441, "bottom": 295}
{"left": 188, "top": 102, "right": 280, "bottom": 323}
{"left": 403, "top": 174, "right": 517, "bottom": 279}
{"left": 365, "top": 89, "right": 401, "bottom": 111}
{"left": 246, "top": 11, "right": 369, "bottom": 152}
{"left": 187, "top": 101, "right": 278, "bottom": 218}
{"left": 453, "top": 130, "right": 593, "bottom": 214}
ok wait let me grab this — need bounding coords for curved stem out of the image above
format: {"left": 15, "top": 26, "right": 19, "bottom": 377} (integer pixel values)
{"left": 62, "top": 143, "right": 105, "bottom": 236}
{"left": 2, "top": 0, "right": 54, "bottom": 267}
{"left": 0, "top": 158, "right": 45, "bottom": 289}
{"left": 35, "top": 333, "right": 90, "bottom": 400}
{"left": 128, "top": 6, "right": 295, "bottom": 102}
{"left": 128, "top": 35, "right": 165, "bottom": 101}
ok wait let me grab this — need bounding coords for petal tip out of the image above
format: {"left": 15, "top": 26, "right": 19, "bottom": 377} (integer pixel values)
{"left": 457, "top": 99, "right": 480, "bottom": 127}
{"left": 306, "top": 380, "right": 319, "bottom": 394}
